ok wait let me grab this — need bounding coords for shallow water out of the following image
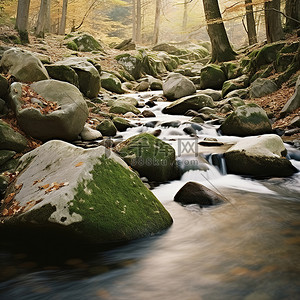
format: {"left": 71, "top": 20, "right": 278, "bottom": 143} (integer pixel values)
{"left": 0, "top": 91, "right": 299, "bottom": 300}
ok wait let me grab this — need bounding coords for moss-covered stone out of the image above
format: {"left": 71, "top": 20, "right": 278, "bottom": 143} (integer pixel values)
{"left": 0, "top": 150, "right": 16, "bottom": 167}
{"left": 200, "top": 64, "right": 226, "bottom": 90}
{"left": 0, "top": 74, "right": 9, "bottom": 100}
{"left": 116, "top": 133, "right": 178, "bottom": 182}
{"left": 162, "top": 94, "right": 214, "bottom": 115}
{"left": 249, "top": 78, "right": 277, "bottom": 98}
{"left": 66, "top": 40, "right": 78, "bottom": 51}
{"left": 222, "top": 75, "right": 249, "bottom": 98}
{"left": 275, "top": 53, "right": 294, "bottom": 73}
{"left": 100, "top": 72, "right": 124, "bottom": 94}
{"left": 220, "top": 104, "right": 272, "bottom": 137}
{"left": 96, "top": 119, "right": 117, "bottom": 136}
{"left": 115, "top": 53, "right": 142, "bottom": 80}
{"left": 221, "top": 62, "right": 243, "bottom": 80}
{"left": 109, "top": 102, "right": 140, "bottom": 115}
{"left": 72, "top": 34, "right": 103, "bottom": 52}
{"left": 0, "top": 141, "right": 173, "bottom": 244}
{"left": 112, "top": 117, "right": 132, "bottom": 131}
{"left": 45, "top": 65, "right": 79, "bottom": 87}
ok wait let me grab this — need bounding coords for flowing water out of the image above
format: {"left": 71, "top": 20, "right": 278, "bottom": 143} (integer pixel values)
{"left": 0, "top": 92, "right": 299, "bottom": 300}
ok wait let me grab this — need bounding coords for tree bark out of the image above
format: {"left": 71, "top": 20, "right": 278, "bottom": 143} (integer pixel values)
{"left": 264, "top": 0, "right": 284, "bottom": 43}
{"left": 202, "top": 0, "right": 236, "bottom": 63}
{"left": 285, "top": 0, "right": 300, "bottom": 31}
{"left": 245, "top": 0, "right": 257, "bottom": 45}
{"left": 153, "top": 0, "right": 161, "bottom": 45}
{"left": 35, "top": 0, "right": 51, "bottom": 38}
{"left": 15, "top": 0, "right": 31, "bottom": 43}
{"left": 132, "top": 0, "right": 136, "bottom": 41}
{"left": 136, "top": 0, "right": 142, "bottom": 44}
{"left": 58, "top": 0, "right": 68, "bottom": 35}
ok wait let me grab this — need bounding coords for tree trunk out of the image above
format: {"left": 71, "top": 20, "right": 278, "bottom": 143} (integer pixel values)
{"left": 35, "top": 0, "right": 50, "bottom": 38}
{"left": 245, "top": 0, "right": 257, "bottom": 45}
{"left": 136, "top": 0, "right": 142, "bottom": 44}
{"left": 132, "top": 0, "right": 136, "bottom": 41}
{"left": 285, "top": 0, "right": 300, "bottom": 31}
{"left": 45, "top": 0, "right": 51, "bottom": 32}
{"left": 153, "top": 0, "right": 161, "bottom": 45}
{"left": 264, "top": 0, "right": 284, "bottom": 43}
{"left": 182, "top": 0, "right": 188, "bottom": 31}
{"left": 15, "top": 0, "right": 31, "bottom": 43}
{"left": 58, "top": 0, "right": 68, "bottom": 35}
{"left": 202, "top": 0, "right": 236, "bottom": 63}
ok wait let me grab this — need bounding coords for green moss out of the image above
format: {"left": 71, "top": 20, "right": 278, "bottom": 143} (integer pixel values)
{"left": 69, "top": 157, "right": 173, "bottom": 242}
{"left": 66, "top": 41, "right": 78, "bottom": 51}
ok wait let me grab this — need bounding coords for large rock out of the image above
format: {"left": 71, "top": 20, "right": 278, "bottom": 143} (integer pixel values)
{"left": 109, "top": 102, "right": 140, "bottom": 115}
{"left": 250, "top": 78, "right": 277, "bottom": 98}
{"left": 116, "top": 133, "right": 178, "bottom": 182}
{"left": 115, "top": 53, "right": 142, "bottom": 80}
{"left": 163, "top": 73, "right": 196, "bottom": 100}
{"left": 222, "top": 75, "right": 249, "bottom": 98}
{"left": 9, "top": 80, "right": 89, "bottom": 141}
{"left": 0, "top": 120, "right": 27, "bottom": 152}
{"left": 224, "top": 134, "right": 297, "bottom": 177}
{"left": 174, "top": 182, "right": 225, "bottom": 206}
{"left": 96, "top": 119, "right": 117, "bottom": 136}
{"left": 100, "top": 71, "right": 124, "bottom": 94}
{"left": 162, "top": 94, "right": 214, "bottom": 115}
{"left": 45, "top": 65, "right": 79, "bottom": 87}
{"left": 280, "top": 75, "right": 300, "bottom": 116}
{"left": 0, "top": 48, "right": 49, "bottom": 83}
{"left": 57, "top": 57, "right": 101, "bottom": 99}
{"left": 220, "top": 104, "right": 272, "bottom": 137}
{"left": 200, "top": 64, "right": 226, "bottom": 90}
{"left": 0, "top": 74, "right": 9, "bottom": 100}
{"left": 0, "top": 141, "right": 173, "bottom": 243}
{"left": 156, "top": 52, "right": 179, "bottom": 71}
{"left": 69, "top": 33, "right": 103, "bottom": 52}
{"left": 112, "top": 117, "right": 133, "bottom": 131}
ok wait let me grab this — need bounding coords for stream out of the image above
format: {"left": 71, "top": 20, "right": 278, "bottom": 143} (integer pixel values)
{"left": 0, "top": 91, "right": 299, "bottom": 300}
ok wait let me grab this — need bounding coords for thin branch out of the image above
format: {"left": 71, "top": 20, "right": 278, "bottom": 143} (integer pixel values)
{"left": 74, "top": 0, "right": 98, "bottom": 31}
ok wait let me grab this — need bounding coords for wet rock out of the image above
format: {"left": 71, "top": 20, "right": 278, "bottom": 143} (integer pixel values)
{"left": 136, "top": 81, "right": 150, "bottom": 92}
{"left": 109, "top": 102, "right": 140, "bottom": 115}
{"left": 199, "top": 89, "right": 222, "bottom": 101}
{"left": 200, "top": 64, "right": 226, "bottom": 90}
{"left": 183, "top": 126, "right": 197, "bottom": 136}
{"left": 144, "top": 121, "right": 159, "bottom": 128}
{"left": 198, "top": 137, "right": 223, "bottom": 147}
{"left": 160, "top": 120, "right": 181, "bottom": 128}
{"left": 185, "top": 109, "right": 199, "bottom": 117}
{"left": 190, "top": 116, "right": 204, "bottom": 124}
{"left": 112, "top": 117, "right": 133, "bottom": 131}
{"left": 224, "top": 134, "right": 297, "bottom": 177}
{"left": 9, "top": 80, "right": 88, "bottom": 141}
{"left": 96, "top": 119, "right": 117, "bottom": 136}
{"left": 220, "top": 104, "right": 272, "bottom": 137}
{"left": 142, "top": 110, "right": 156, "bottom": 118}
{"left": 174, "top": 182, "right": 225, "bottom": 206}
{"left": 0, "top": 140, "right": 173, "bottom": 243}
{"left": 162, "top": 94, "right": 214, "bottom": 115}
{"left": 0, "top": 119, "right": 27, "bottom": 152}
{"left": 80, "top": 124, "right": 102, "bottom": 141}
{"left": 198, "top": 107, "right": 216, "bottom": 115}
{"left": 250, "top": 78, "right": 277, "bottom": 98}
{"left": 145, "top": 100, "right": 156, "bottom": 107}
{"left": 163, "top": 73, "right": 196, "bottom": 100}
{"left": 225, "top": 88, "right": 249, "bottom": 99}
{"left": 116, "top": 133, "right": 178, "bottom": 182}
{"left": 100, "top": 72, "right": 124, "bottom": 94}
{"left": 1, "top": 48, "right": 49, "bottom": 83}
{"left": 115, "top": 53, "right": 142, "bottom": 80}
{"left": 148, "top": 76, "right": 163, "bottom": 90}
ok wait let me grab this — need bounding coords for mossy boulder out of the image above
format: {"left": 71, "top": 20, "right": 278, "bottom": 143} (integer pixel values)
{"left": 220, "top": 104, "right": 272, "bottom": 137}
{"left": 275, "top": 53, "right": 294, "bottom": 73}
{"left": 0, "top": 48, "right": 49, "bottom": 83}
{"left": 0, "top": 150, "right": 16, "bottom": 167}
{"left": 224, "top": 134, "right": 297, "bottom": 177}
{"left": 280, "top": 75, "right": 300, "bottom": 116}
{"left": 112, "top": 117, "right": 133, "bottom": 131}
{"left": 222, "top": 75, "right": 250, "bottom": 98}
{"left": 0, "top": 140, "right": 173, "bottom": 243}
{"left": 9, "top": 80, "right": 88, "bottom": 141}
{"left": 249, "top": 78, "right": 277, "bottom": 98}
{"left": 115, "top": 53, "right": 142, "bottom": 80}
{"left": 45, "top": 65, "right": 79, "bottom": 87}
{"left": 0, "top": 119, "right": 27, "bottom": 152}
{"left": 152, "top": 43, "right": 181, "bottom": 54}
{"left": 96, "top": 119, "right": 117, "bottom": 136}
{"left": 221, "top": 62, "right": 243, "bottom": 80}
{"left": 116, "top": 133, "right": 178, "bottom": 182}
{"left": 163, "top": 73, "right": 196, "bottom": 100}
{"left": 156, "top": 52, "right": 179, "bottom": 71}
{"left": 0, "top": 74, "right": 9, "bottom": 100}
{"left": 101, "top": 72, "right": 124, "bottom": 94}
{"left": 66, "top": 40, "right": 78, "bottom": 51}
{"left": 162, "top": 94, "right": 214, "bottom": 115}
{"left": 71, "top": 34, "right": 103, "bottom": 52}
{"left": 109, "top": 102, "right": 140, "bottom": 115}
{"left": 137, "top": 50, "right": 167, "bottom": 77}
{"left": 200, "top": 64, "right": 226, "bottom": 90}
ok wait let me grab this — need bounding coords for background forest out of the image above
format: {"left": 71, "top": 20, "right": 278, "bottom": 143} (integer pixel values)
{"left": 0, "top": 0, "right": 290, "bottom": 47}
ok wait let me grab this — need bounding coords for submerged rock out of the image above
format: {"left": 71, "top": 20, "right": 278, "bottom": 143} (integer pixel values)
{"left": 0, "top": 140, "right": 173, "bottom": 243}
{"left": 116, "top": 133, "right": 178, "bottom": 182}
{"left": 174, "top": 182, "right": 225, "bottom": 206}
{"left": 224, "top": 134, "right": 298, "bottom": 177}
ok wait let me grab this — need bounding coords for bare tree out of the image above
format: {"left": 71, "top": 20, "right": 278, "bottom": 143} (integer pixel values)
{"left": 136, "top": 0, "right": 142, "bottom": 43}
{"left": 35, "top": 0, "right": 51, "bottom": 38}
{"left": 264, "top": 0, "right": 284, "bottom": 43}
{"left": 245, "top": 0, "right": 257, "bottom": 45}
{"left": 202, "top": 0, "right": 236, "bottom": 63}
{"left": 15, "top": 0, "right": 31, "bottom": 43}
{"left": 132, "top": 0, "right": 136, "bottom": 41}
{"left": 58, "top": 0, "right": 68, "bottom": 35}
{"left": 153, "top": 0, "right": 161, "bottom": 44}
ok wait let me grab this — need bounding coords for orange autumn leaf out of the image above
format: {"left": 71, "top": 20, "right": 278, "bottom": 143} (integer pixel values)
{"left": 75, "top": 162, "right": 84, "bottom": 167}
{"left": 39, "top": 184, "right": 50, "bottom": 190}
{"left": 2, "top": 208, "right": 9, "bottom": 216}
{"left": 4, "top": 193, "right": 16, "bottom": 204}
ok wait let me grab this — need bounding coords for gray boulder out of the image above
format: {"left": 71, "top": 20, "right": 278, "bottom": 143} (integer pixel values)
{"left": 163, "top": 73, "right": 196, "bottom": 100}
{"left": 0, "top": 48, "right": 49, "bottom": 83}
{"left": 156, "top": 52, "right": 179, "bottom": 72}
{"left": 100, "top": 72, "right": 124, "bottom": 94}
{"left": 96, "top": 119, "right": 117, "bottom": 136}
{"left": 109, "top": 102, "right": 140, "bottom": 115}
{"left": 115, "top": 53, "right": 142, "bottom": 80}
{"left": 0, "top": 119, "right": 27, "bottom": 152}
{"left": 57, "top": 57, "right": 101, "bottom": 99}
{"left": 220, "top": 104, "right": 272, "bottom": 137}
{"left": 116, "top": 133, "right": 178, "bottom": 182}
{"left": 0, "top": 140, "right": 173, "bottom": 243}
{"left": 9, "top": 80, "right": 89, "bottom": 141}
{"left": 45, "top": 65, "right": 79, "bottom": 87}
{"left": 200, "top": 64, "right": 226, "bottom": 90}
{"left": 69, "top": 33, "right": 103, "bottom": 52}
{"left": 112, "top": 117, "right": 133, "bottom": 131}
{"left": 224, "top": 134, "right": 297, "bottom": 177}
{"left": 280, "top": 75, "right": 300, "bottom": 116}
{"left": 162, "top": 94, "right": 214, "bottom": 115}
{"left": 174, "top": 182, "right": 225, "bottom": 206}
{"left": 250, "top": 78, "right": 277, "bottom": 98}
{"left": 222, "top": 75, "right": 250, "bottom": 98}
{"left": 148, "top": 76, "right": 163, "bottom": 90}
{"left": 80, "top": 124, "right": 102, "bottom": 141}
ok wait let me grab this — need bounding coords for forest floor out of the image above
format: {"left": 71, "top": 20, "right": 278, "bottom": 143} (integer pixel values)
{"left": 0, "top": 27, "right": 299, "bottom": 149}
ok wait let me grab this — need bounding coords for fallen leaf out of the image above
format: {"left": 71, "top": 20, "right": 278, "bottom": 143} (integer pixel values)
{"left": 2, "top": 208, "right": 9, "bottom": 216}
{"left": 75, "top": 162, "right": 84, "bottom": 167}
{"left": 39, "top": 184, "right": 50, "bottom": 190}
{"left": 4, "top": 193, "right": 16, "bottom": 204}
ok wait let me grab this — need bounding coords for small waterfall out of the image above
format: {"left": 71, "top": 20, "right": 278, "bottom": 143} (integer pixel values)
{"left": 206, "top": 153, "right": 227, "bottom": 175}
